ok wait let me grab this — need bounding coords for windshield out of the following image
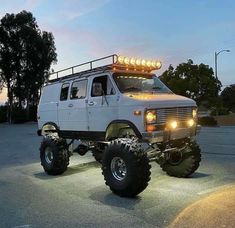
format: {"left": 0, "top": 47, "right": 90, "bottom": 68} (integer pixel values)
{"left": 113, "top": 73, "right": 172, "bottom": 94}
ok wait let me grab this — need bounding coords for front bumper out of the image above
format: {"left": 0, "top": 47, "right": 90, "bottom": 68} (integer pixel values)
{"left": 141, "top": 125, "right": 200, "bottom": 143}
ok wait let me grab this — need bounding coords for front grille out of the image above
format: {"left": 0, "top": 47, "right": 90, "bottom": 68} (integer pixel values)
{"left": 157, "top": 107, "right": 192, "bottom": 124}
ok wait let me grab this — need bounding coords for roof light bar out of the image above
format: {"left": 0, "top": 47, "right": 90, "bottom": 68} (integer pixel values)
{"left": 116, "top": 55, "right": 162, "bottom": 70}
{"left": 49, "top": 54, "right": 161, "bottom": 82}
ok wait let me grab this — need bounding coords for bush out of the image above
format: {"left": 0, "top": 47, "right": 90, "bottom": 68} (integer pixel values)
{"left": 198, "top": 116, "right": 218, "bottom": 126}
{"left": 211, "top": 107, "right": 229, "bottom": 116}
{"left": 12, "top": 106, "right": 28, "bottom": 123}
{"left": 28, "top": 105, "right": 37, "bottom": 122}
{"left": 12, "top": 105, "right": 38, "bottom": 123}
{"left": 0, "top": 105, "right": 7, "bottom": 123}
{"left": 0, "top": 104, "right": 37, "bottom": 123}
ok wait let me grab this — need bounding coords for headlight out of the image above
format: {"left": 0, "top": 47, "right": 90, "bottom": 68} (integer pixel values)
{"left": 170, "top": 120, "right": 178, "bottom": 129}
{"left": 146, "top": 110, "right": 157, "bottom": 124}
{"left": 187, "top": 119, "right": 195, "bottom": 127}
{"left": 192, "top": 108, "right": 197, "bottom": 118}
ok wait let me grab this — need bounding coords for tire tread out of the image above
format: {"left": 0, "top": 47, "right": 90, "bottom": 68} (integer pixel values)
{"left": 102, "top": 138, "right": 151, "bottom": 197}
{"left": 40, "top": 137, "right": 69, "bottom": 175}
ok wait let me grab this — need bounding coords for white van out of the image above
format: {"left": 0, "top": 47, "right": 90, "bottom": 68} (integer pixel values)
{"left": 37, "top": 54, "right": 201, "bottom": 197}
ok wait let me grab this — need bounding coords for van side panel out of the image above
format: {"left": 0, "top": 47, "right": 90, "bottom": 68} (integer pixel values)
{"left": 38, "top": 84, "right": 60, "bottom": 129}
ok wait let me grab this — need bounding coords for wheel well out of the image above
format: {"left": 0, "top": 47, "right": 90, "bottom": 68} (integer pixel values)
{"left": 105, "top": 120, "right": 142, "bottom": 141}
{"left": 41, "top": 122, "right": 59, "bottom": 136}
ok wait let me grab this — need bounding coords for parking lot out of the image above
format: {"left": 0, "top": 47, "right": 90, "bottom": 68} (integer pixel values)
{"left": 0, "top": 123, "right": 235, "bottom": 228}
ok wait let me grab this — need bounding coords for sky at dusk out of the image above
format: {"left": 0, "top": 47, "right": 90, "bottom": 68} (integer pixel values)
{"left": 0, "top": 0, "right": 235, "bottom": 102}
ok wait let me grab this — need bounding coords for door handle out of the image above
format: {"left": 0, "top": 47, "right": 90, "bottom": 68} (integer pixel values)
{"left": 68, "top": 103, "right": 74, "bottom": 108}
{"left": 88, "top": 101, "right": 94, "bottom": 106}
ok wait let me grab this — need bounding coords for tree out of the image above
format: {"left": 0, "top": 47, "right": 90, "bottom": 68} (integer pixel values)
{"left": 159, "top": 59, "right": 221, "bottom": 107}
{"left": 0, "top": 11, "right": 57, "bottom": 122}
{"left": 0, "top": 74, "right": 3, "bottom": 92}
{"left": 221, "top": 85, "right": 235, "bottom": 112}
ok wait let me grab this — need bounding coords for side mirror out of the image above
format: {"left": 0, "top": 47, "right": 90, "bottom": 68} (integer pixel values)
{"left": 92, "top": 82, "right": 103, "bottom": 96}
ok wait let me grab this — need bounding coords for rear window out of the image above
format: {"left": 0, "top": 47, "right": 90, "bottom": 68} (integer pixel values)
{"left": 60, "top": 83, "right": 70, "bottom": 101}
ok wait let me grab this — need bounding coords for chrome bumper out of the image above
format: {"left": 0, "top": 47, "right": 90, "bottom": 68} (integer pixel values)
{"left": 142, "top": 125, "right": 200, "bottom": 143}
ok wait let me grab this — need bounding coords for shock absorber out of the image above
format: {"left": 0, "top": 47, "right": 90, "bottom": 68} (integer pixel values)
{"left": 146, "top": 143, "right": 163, "bottom": 163}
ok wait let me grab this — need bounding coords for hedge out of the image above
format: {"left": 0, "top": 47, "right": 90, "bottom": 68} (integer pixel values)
{"left": 198, "top": 116, "right": 218, "bottom": 126}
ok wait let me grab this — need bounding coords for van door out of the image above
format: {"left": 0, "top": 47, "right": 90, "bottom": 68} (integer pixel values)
{"left": 58, "top": 79, "right": 88, "bottom": 131}
{"left": 87, "top": 75, "right": 118, "bottom": 135}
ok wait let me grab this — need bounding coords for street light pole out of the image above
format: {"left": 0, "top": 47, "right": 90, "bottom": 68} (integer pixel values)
{"left": 214, "top": 49, "right": 230, "bottom": 80}
{"left": 214, "top": 49, "right": 230, "bottom": 116}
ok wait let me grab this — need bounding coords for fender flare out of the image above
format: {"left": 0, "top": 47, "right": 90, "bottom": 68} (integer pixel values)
{"left": 106, "top": 120, "right": 142, "bottom": 139}
{"left": 38, "top": 122, "right": 60, "bottom": 136}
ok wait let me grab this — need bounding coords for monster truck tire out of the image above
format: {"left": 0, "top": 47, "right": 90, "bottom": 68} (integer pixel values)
{"left": 102, "top": 138, "right": 151, "bottom": 197}
{"left": 92, "top": 149, "right": 103, "bottom": 163}
{"left": 160, "top": 141, "right": 201, "bottom": 178}
{"left": 40, "top": 137, "right": 69, "bottom": 175}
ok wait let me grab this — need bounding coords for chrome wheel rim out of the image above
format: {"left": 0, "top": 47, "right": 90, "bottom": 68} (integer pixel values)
{"left": 110, "top": 157, "right": 127, "bottom": 181}
{"left": 45, "top": 147, "right": 53, "bottom": 164}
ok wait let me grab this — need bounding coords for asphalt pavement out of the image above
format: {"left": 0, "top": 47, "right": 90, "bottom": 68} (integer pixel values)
{"left": 0, "top": 123, "right": 234, "bottom": 228}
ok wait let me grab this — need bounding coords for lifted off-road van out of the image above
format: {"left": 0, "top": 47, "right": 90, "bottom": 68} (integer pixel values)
{"left": 37, "top": 54, "right": 201, "bottom": 197}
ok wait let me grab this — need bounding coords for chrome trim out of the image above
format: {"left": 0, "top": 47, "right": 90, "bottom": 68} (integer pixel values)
{"left": 157, "top": 107, "right": 193, "bottom": 124}
{"left": 142, "top": 127, "right": 196, "bottom": 143}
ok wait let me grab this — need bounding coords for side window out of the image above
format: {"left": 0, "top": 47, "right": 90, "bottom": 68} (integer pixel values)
{"left": 60, "top": 83, "right": 70, "bottom": 101}
{"left": 70, "top": 80, "right": 87, "bottom": 99}
{"left": 91, "top": 75, "right": 115, "bottom": 97}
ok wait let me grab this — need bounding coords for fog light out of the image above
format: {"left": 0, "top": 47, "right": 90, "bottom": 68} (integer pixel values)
{"left": 187, "top": 119, "right": 194, "bottom": 127}
{"left": 124, "top": 57, "right": 130, "bottom": 65}
{"left": 192, "top": 109, "right": 197, "bottom": 118}
{"left": 170, "top": 121, "right": 178, "bottom": 129}
{"left": 117, "top": 55, "right": 124, "bottom": 64}
{"left": 156, "top": 61, "right": 162, "bottom": 69}
{"left": 130, "top": 58, "right": 136, "bottom": 65}
{"left": 136, "top": 58, "right": 141, "bottom": 66}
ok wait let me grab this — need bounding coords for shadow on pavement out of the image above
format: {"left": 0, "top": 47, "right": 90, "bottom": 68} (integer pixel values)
{"left": 65, "top": 161, "right": 100, "bottom": 175}
{"left": 190, "top": 172, "right": 211, "bottom": 179}
{"left": 89, "top": 190, "right": 141, "bottom": 210}
{"left": 34, "top": 161, "right": 100, "bottom": 179}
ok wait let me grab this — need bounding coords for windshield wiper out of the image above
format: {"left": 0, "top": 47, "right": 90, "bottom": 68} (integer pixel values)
{"left": 123, "top": 87, "right": 142, "bottom": 92}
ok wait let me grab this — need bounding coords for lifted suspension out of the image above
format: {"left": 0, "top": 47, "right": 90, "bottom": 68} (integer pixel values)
{"left": 146, "top": 143, "right": 179, "bottom": 164}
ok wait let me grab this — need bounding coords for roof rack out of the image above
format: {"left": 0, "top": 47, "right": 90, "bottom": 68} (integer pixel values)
{"left": 49, "top": 54, "right": 118, "bottom": 82}
{"left": 48, "top": 54, "right": 162, "bottom": 83}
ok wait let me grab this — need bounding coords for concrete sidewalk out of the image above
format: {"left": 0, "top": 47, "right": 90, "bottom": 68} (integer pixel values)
{"left": 170, "top": 185, "right": 235, "bottom": 228}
